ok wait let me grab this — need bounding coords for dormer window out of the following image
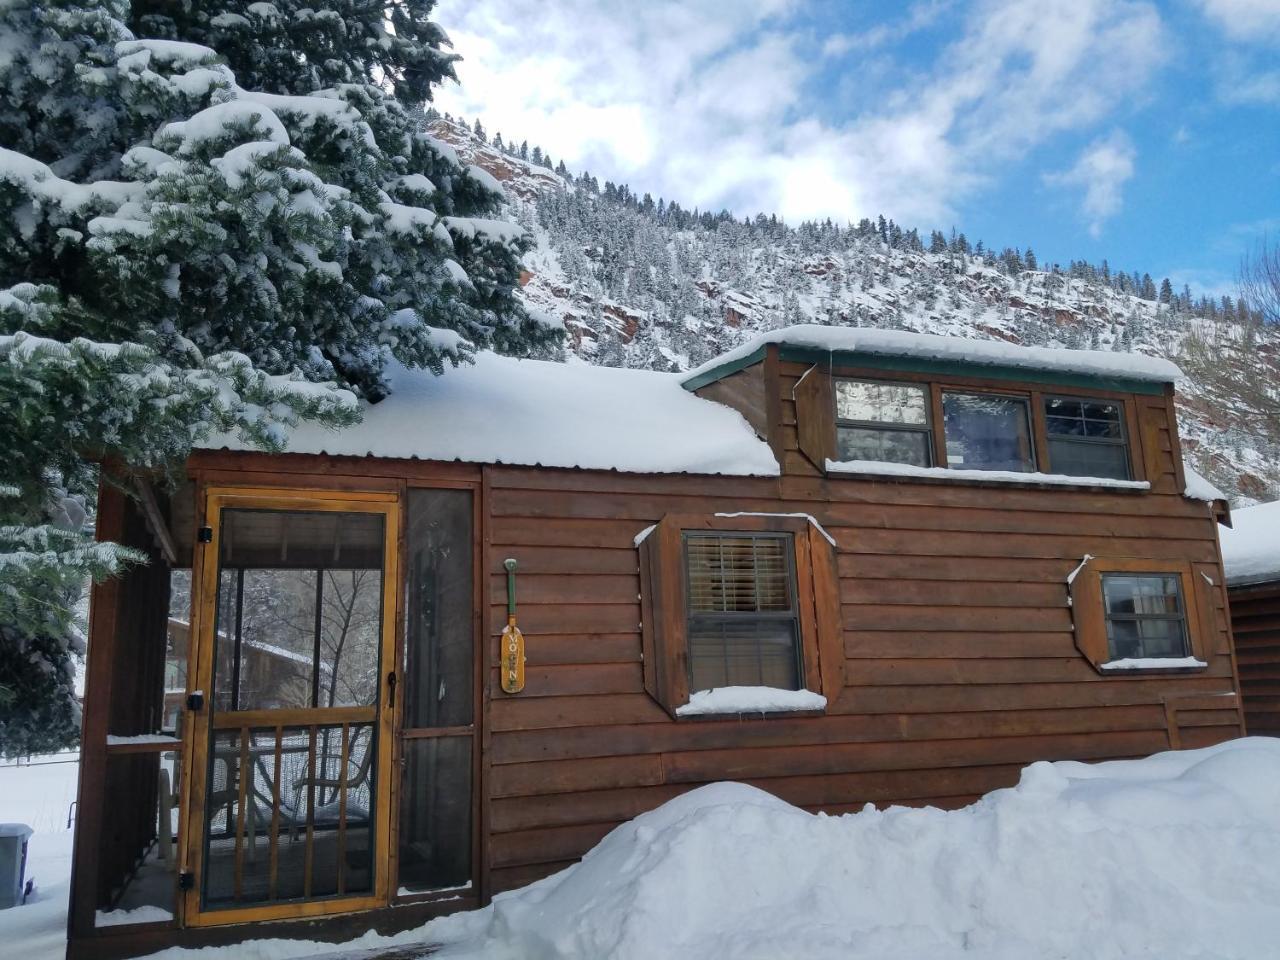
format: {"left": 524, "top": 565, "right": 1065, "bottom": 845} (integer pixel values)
{"left": 1043, "top": 396, "right": 1131, "bottom": 480}
{"left": 834, "top": 379, "right": 932, "bottom": 467}
{"left": 941, "top": 391, "right": 1035, "bottom": 472}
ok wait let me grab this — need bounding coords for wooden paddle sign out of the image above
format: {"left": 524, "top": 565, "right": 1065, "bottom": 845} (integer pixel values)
{"left": 501, "top": 558, "right": 526, "bottom": 694}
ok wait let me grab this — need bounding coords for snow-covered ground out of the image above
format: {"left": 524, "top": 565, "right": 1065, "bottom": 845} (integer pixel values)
{"left": 6, "top": 739, "right": 1280, "bottom": 960}
{"left": 0, "top": 753, "right": 80, "bottom": 960}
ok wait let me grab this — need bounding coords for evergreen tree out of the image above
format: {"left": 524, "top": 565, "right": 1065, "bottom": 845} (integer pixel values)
{"left": 132, "top": 0, "right": 459, "bottom": 105}
{"left": 1025, "top": 248, "right": 1038, "bottom": 271}
{"left": 0, "top": 0, "right": 553, "bottom": 755}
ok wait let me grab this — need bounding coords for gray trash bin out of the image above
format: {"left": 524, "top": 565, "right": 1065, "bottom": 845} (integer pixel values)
{"left": 0, "top": 823, "right": 33, "bottom": 909}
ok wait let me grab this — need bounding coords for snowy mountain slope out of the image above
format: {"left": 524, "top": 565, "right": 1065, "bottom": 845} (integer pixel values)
{"left": 431, "top": 119, "right": 1280, "bottom": 506}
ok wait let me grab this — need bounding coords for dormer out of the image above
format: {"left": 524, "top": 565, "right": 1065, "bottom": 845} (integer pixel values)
{"left": 683, "top": 326, "right": 1222, "bottom": 514}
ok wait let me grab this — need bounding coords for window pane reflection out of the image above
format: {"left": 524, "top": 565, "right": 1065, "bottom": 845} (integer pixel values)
{"left": 835, "top": 380, "right": 928, "bottom": 425}
{"left": 942, "top": 392, "right": 1035, "bottom": 472}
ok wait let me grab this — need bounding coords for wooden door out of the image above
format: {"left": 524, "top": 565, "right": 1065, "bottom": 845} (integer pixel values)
{"left": 179, "top": 488, "right": 399, "bottom": 926}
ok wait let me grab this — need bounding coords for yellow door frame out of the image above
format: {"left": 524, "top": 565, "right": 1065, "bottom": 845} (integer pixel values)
{"left": 178, "top": 486, "right": 401, "bottom": 927}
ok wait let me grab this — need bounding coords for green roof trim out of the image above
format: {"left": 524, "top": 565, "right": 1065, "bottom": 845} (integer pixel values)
{"left": 682, "top": 345, "right": 1167, "bottom": 396}
{"left": 681, "top": 346, "right": 768, "bottom": 391}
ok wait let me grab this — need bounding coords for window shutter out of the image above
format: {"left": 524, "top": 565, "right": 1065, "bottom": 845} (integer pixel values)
{"left": 793, "top": 364, "right": 834, "bottom": 471}
{"left": 1189, "top": 564, "right": 1218, "bottom": 663}
{"left": 637, "top": 517, "right": 690, "bottom": 716}
{"left": 1068, "top": 560, "right": 1109, "bottom": 669}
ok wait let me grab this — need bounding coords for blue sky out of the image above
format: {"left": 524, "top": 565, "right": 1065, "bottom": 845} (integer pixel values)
{"left": 434, "top": 0, "right": 1280, "bottom": 299}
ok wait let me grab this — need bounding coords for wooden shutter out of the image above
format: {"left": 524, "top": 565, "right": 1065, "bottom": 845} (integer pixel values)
{"left": 792, "top": 364, "right": 834, "bottom": 471}
{"left": 1068, "top": 558, "right": 1109, "bottom": 669}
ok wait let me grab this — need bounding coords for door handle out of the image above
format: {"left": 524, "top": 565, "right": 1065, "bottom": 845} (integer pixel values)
{"left": 387, "top": 671, "right": 397, "bottom": 708}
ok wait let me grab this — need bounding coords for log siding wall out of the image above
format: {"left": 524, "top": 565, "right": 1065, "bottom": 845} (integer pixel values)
{"left": 1230, "top": 581, "right": 1280, "bottom": 736}
{"left": 481, "top": 460, "right": 1242, "bottom": 893}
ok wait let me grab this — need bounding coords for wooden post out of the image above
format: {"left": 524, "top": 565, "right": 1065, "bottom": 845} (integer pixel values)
{"left": 68, "top": 478, "right": 128, "bottom": 940}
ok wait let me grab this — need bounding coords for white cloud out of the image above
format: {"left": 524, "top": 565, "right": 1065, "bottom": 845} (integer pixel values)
{"left": 1044, "top": 131, "right": 1137, "bottom": 237}
{"left": 432, "top": 0, "right": 1166, "bottom": 227}
{"left": 821, "top": 0, "right": 955, "bottom": 57}
{"left": 1194, "top": 1, "right": 1280, "bottom": 103}
{"left": 1195, "top": 0, "right": 1280, "bottom": 44}
{"left": 1217, "top": 57, "right": 1280, "bottom": 103}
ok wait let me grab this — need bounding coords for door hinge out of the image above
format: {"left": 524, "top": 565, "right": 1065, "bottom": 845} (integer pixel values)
{"left": 197, "top": 526, "right": 213, "bottom": 543}
{"left": 186, "top": 691, "right": 204, "bottom": 712}
{"left": 178, "top": 871, "right": 194, "bottom": 891}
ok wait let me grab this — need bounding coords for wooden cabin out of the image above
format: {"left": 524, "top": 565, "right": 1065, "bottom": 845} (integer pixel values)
{"left": 1221, "top": 500, "right": 1280, "bottom": 737}
{"left": 69, "top": 325, "right": 1245, "bottom": 959}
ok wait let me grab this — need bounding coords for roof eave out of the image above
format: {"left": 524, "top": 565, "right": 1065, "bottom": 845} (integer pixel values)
{"left": 682, "top": 344, "right": 1172, "bottom": 396}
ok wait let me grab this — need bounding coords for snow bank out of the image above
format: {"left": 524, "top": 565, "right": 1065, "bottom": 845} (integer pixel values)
{"left": 675, "top": 686, "right": 827, "bottom": 716}
{"left": 1220, "top": 499, "right": 1280, "bottom": 586}
{"left": 427, "top": 738, "right": 1280, "bottom": 960}
{"left": 827, "top": 458, "right": 1151, "bottom": 490}
{"left": 203, "top": 352, "right": 779, "bottom": 477}
{"left": 684, "top": 324, "right": 1182, "bottom": 385}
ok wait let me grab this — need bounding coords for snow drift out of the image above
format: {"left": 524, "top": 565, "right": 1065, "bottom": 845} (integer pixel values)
{"left": 430, "top": 738, "right": 1280, "bottom": 960}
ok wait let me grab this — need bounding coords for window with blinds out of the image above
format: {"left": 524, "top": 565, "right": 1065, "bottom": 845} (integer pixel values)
{"left": 683, "top": 533, "right": 802, "bottom": 692}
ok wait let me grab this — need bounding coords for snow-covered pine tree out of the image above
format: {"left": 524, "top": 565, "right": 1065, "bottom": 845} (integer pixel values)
{"left": 131, "top": 0, "right": 459, "bottom": 106}
{"left": 0, "top": 0, "right": 553, "bottom": 755}
{"left": 125, "top": 0, "right": 558, "bottom": 394}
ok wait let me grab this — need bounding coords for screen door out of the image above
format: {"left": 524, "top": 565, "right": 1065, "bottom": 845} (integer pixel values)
{"left": 181, "top": 489, "right": 398, "bottom": 925}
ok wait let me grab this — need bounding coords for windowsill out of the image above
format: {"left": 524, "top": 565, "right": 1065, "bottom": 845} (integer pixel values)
{"left": 825, "top": 459, "right": 1150, "bottom": 492}
{"left": 674, "top": 686, "right": 828, "bottom": 717}
{"left": 1098, "top": 656, "right": 1208, "bottom": 675}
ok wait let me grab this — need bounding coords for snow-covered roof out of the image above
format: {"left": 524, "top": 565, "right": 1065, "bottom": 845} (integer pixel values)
{"left": 683, "top": 325, "right": 1182, "bottom": 390}
{"left": 1220, "top": 499, "right": 1280, "bottom": 587}
{"left": 1183, "top": 465, "right": 1228, "bottom": 503}
{"left": 202, "top": 352, "right": 779, "bottom": 477}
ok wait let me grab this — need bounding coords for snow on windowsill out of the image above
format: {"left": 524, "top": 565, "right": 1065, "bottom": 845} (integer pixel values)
{"left": 398, "top": 880, "right": 473, "bottom": 898}
{"left": 826, "top": 459, "right": 1151, "bottom": 490}
{"left": 675, "top": 687, "right": 827, "bottom": 717}
{"left": 95, "top": 906, "right": 174, "bottom": 927}
{"left": 1099, "top": 656, "right": 1208, "bottom": 672}
{"left": 106, "top": 734, "right": 182, "bottom": 745}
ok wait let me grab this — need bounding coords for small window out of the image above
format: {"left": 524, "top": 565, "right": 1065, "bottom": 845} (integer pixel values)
{"left": 684, "top": 533, "right": 802, "bottom": 692}
{"left": 1043, "top": 396, "right": 1130, "bottom": 480}
{"left": 1068, "top": 558, "right": 1209, "bottom": 672}
{"left": 1101, "top": 573, "right": 1190, "bottom": 660}
{"left": 637, "top": 514, "right": 842, "bottom": 718}
{"left": 942, "top": 391, "right": 1035, "bottom": 472}
{"left": 834, "top": 379, "right": 932, "bottom": 466}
